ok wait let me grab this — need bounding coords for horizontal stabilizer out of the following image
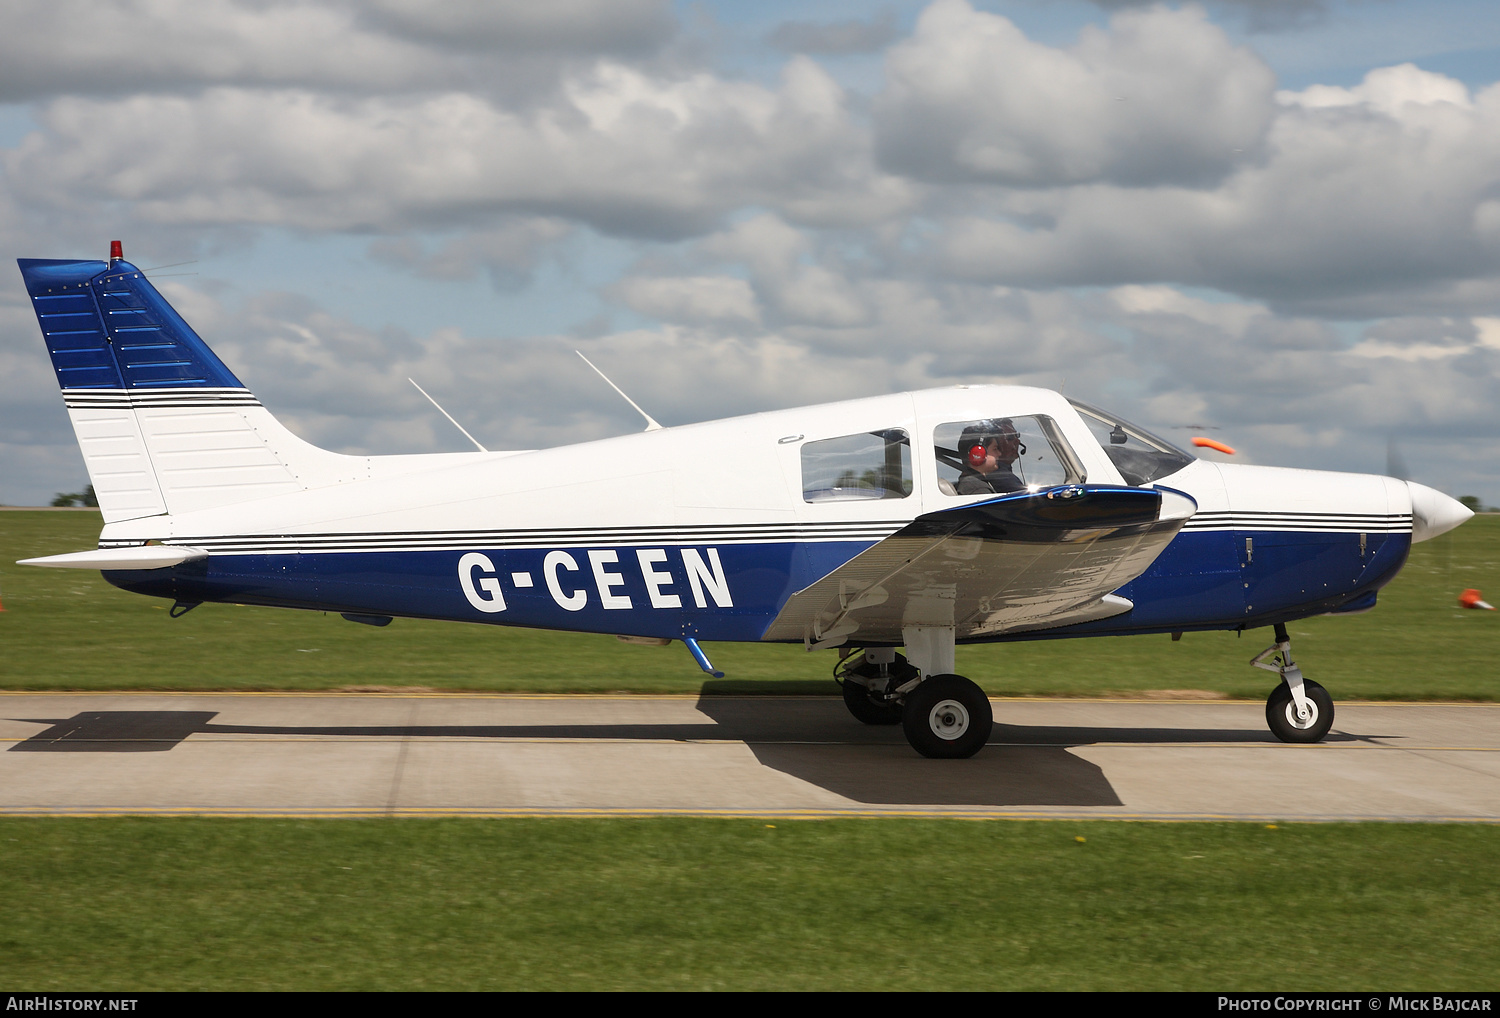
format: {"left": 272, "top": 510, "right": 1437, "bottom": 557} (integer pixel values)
{"left": 18, "top": 546, "right": 208, "bottom": 570}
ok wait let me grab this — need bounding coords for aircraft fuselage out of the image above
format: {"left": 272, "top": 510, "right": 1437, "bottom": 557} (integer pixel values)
{"left": 94, "top": 390, "right": 1424, "bottom": 644}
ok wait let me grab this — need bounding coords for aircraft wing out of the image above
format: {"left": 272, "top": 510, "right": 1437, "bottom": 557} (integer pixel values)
{"left": 761, "top": 485, "right": 1196, "bottom": 647}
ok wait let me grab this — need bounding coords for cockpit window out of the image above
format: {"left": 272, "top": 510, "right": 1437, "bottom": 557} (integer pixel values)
{"left": 802, "top": 429, "right": 913, "bottom": 502}
{"left": 934, "top": 415, "right": 1084, "bottom": 496}
{"left": 1068, "top": 399, "right": 1195, "bottom": 486}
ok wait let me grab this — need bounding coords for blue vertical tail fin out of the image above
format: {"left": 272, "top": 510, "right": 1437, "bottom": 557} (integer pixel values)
{"left": 19, "top": 248, "right": 353, "bottom": 523}
{"left": 19, "top": 255, "right": 244, "bottom": 391}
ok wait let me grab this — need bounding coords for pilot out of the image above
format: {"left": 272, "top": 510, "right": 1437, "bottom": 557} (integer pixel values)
{"left": 956, "top": 419, "right": 1026, "bottom": 495}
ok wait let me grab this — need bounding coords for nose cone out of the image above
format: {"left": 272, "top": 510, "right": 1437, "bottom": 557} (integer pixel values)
{"left": 1407, "top": 481, "right": 1474, "bottom": 543}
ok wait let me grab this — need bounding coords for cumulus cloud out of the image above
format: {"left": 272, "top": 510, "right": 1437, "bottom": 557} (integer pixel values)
{"left": 698, "top": 215, "right": 870, "bottom": 327}
{"left": 767, "top": 12, "right": 900, "bottom": 54}
{"left": 0, "top": 0, "right": 678, "bottom": 102}
{"left": 616, "top": 275, "right": 761, "bottom": 324}
{"left": 4, "top": 58, "right": 907, "bottom": 238}
{"left": 358, "top": 0, "right": 674, "bottom": 54}
{"left": 0, "top": 0, "right": 443, "bottom": 100}
{"left": 108, "top": 284, "right": 922, "bottom": 456}
{"left": 937, "top": 64, "right": 1500, "bottom": 311}
{"left": 368, "top": 219, "right": 573, "bottom": 290}
{"left": 874, "top": 0, "right": 1276, "bottom": 188}
{"left": 1088, "top": 287, "right": 1500, "bottom": 496}
{"left": 3, "top": 0, "right": 1499, "bottom": 505}
{"left": 1087, "top": 0, "right": 1333, "bottom": 33}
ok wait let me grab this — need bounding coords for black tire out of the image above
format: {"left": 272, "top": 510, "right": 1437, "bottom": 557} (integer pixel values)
{"left": 1266, "top": 680, "right": 1334, "bottom": 744}
{"left": 902, "top": 674, "right": 993, "bottom": 759}
{"left": 842, "top": 678, "right": 904, "bottom": 725}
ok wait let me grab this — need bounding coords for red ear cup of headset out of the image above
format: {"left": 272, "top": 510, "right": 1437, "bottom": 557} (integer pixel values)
{"left": 967, "top": 444, "right": 987, "bottom": 467}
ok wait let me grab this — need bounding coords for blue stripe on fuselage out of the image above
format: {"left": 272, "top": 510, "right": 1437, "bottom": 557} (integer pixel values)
{"left": 101, "top": 527, "right": 1412, "bottom": 643}
{"left": 102, "top": 540, "right": 876, "bottom": 642}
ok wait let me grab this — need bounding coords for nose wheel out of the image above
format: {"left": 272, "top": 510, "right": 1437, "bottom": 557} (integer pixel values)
{"left": 1266, "top": 679, "right": 1334, "bottom": 743}
{"left": 1254, "top": 623, "right": 1335, "bottom": 743}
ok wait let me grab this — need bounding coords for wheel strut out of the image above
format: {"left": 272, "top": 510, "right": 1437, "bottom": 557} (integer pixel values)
{"left": 1251, "top": 622, "right": 1311, "bottom": 723}
{"left": 1254, "top": 622, "right": 1336, "bottom": 743}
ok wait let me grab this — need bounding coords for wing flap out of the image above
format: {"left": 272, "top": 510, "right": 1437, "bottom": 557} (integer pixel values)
{"left": 762, "top": 485, "right": 1194, "bottom": 645}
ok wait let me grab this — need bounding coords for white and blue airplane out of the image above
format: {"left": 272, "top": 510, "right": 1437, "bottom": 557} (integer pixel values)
{"left": 16, "top": 245, "right": 1474, "bottom": 758}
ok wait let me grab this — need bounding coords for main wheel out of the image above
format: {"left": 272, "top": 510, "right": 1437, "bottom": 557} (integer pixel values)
{"left": 842, "top": 678, "right": 904, "bottom": 725}
{"left": 902, "top": 674, "right": 993, "bottom": 759}
{"left": 1266, "top": 680, "right": 1334, "bottom": 744}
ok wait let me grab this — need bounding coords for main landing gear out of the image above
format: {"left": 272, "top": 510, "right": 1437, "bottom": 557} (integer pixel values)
{"left": 835, "top": 640, "right": 994, "bottom": 759}
{"left": 1253, "top": 622, "right": 1335, "bottom": 743}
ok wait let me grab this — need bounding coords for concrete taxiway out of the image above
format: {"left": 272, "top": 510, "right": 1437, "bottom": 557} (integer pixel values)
{"left": 1, "top": 693, "right": 1497, "bottom": 821}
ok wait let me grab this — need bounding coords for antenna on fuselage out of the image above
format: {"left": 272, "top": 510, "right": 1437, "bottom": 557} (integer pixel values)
{"left": 408, "top": 378, "right": 488, "bottom": 452}
{"left": 575, "top": 351, "right": 663, "bottom": 432}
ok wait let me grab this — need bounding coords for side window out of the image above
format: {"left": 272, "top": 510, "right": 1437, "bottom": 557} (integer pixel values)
{"left": 934, "top": 415, "right": 1083, "bottom": 496}
{"left": 801, "top": 429, "right": 913, "bottom": 502}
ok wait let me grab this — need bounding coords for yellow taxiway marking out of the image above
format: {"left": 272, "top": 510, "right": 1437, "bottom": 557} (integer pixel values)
{"left": 1, "top": 735, "right": 1496, "bottom": 751}
{"left": 0, "top": 690, "right": 709, "bottom": 699}
{"left": 0, "top": 805, "right": 1496, "bottom": 823}
{"left": 0, "top": 690, "right": 1496, "bottom": 706}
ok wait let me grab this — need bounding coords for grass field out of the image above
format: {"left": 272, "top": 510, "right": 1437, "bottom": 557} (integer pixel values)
{"left": 1, "top": 817, "right": 1496, "bottom": 991}
{"left": 1, "top": 509, "right": 1496, "bottom": 698}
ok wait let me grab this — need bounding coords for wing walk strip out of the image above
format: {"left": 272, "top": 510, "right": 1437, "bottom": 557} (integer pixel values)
{"left": 1180, "top": 510, "right": 1412, "bottom": 533}
{"left": 99, "top": 521, "right": 908, "bottom": 554}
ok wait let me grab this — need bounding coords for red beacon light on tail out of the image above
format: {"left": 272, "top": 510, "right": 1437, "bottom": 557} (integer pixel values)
{"left": 109, "top": 240, "right": 122, "bottom": 262}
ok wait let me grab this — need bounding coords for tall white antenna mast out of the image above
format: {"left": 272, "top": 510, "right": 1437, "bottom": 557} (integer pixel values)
{"left": 575, "top": 351, "right": 663, "bottom": 431}
{"left": 408, "top": 378, "right": 488, "bottom": 452}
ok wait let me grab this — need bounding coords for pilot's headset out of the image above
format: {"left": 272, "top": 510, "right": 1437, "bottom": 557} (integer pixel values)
{"left": 960, "top": 425, "right": 995, "bottom": 468}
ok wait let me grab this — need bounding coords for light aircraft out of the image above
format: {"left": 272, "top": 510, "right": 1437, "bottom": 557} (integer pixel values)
{"left": 15, "top": 245, "right": 1475, "bottom": 758}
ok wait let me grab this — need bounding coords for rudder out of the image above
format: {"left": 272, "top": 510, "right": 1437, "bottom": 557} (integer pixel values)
{"left": 19, "top": 248, "right": 355, "bottom": 523}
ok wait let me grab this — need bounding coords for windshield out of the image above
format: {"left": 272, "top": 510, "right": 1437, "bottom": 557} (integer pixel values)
{"left": 1068, "top": 399, "right": 1195, "bottom": 486}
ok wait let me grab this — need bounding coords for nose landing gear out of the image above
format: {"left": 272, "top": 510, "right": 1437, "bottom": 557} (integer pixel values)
{"left": 1253, "top": 622, "right": 1335, "bottom": 743}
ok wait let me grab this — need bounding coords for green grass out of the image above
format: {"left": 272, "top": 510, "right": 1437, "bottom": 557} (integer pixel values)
{"left": 2, "top": 509, "right": 1497, "bottom": 697}
{"left": 0, "top": 817, "right": 1495, "bottom": 991}
{"left": 3, "top": 517, "right": 1496, "bottom": 991}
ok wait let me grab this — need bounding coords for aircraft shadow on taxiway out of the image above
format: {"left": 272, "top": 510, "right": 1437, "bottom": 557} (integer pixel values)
{"left": 7, "top": 697, "right": 1369, "bottom": 808}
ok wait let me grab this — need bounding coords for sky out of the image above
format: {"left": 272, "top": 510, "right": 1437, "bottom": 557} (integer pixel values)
{"left": 2, "top": 0, "right": 1498, "bottom": 506}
